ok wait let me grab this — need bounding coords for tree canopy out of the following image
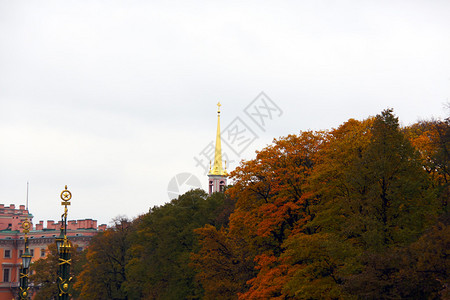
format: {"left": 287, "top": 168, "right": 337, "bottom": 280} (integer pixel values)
{"left": 32, "top": 109, "right": 449, "bottom": 299}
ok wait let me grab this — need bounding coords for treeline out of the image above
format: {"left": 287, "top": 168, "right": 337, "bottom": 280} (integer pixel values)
{"left": 31, "top": 109, "right": 449, "bottom": 299}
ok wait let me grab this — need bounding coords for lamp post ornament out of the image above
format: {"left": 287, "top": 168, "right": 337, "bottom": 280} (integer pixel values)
{"left": 19, "top": 219, "right": 32, "bottom": 300}
{"left": 57, "top": 185, "right": 72, "bottom": 300}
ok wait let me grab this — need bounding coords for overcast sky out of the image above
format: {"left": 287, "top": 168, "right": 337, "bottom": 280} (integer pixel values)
{"left": 0, "top": 1, "right": 449, "bottom": 226}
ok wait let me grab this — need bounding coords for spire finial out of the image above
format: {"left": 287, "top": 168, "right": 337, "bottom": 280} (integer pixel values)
{"left": 217, "top": 102, "right": 221, "bottom": 113}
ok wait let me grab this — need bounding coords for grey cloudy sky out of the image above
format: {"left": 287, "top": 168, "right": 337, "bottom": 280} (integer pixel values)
{"left": 0, "top": 1, "right": 449, "bottom": 225}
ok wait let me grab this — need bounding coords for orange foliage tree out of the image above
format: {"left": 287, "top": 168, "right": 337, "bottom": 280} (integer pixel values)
{"left": 193, "top": 131, "right": 327, "bottom": 299}
{"left": 278, "top": 118, "right": 374, "bottom": 299}
{"left": 191, "top": 224, "right": 255, "bottom": 299}
{"left": 405, "top": 118, "right": 449, "bottom": 211}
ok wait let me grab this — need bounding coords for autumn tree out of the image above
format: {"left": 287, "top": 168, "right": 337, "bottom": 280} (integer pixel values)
{"left": 280, "top": 118, "right": 374, "bottom": 299}
{"left": 191, "top": 224, "right": 255, "bottom": 300}
{"left": 405, "top": 118, "right": 449, "bottom": 212}
{"left": 30, "top": 243, "right": 86, "bottom": 300}
{"left": 193, "top": 132, "right": 327, "bottom": 299}
{"left": 74, "top": 217, "right": 132, "bottom": 300}
{"left": 306, "top": 110, "right": 433, "bottom": 247}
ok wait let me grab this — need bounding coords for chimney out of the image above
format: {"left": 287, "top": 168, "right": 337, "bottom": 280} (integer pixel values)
{"left": 47, "top": 220, "right": 55, "bottom": 229}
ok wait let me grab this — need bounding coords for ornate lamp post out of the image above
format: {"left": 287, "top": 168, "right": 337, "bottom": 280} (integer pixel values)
{"left": 57, "top": 185, "right": 72, "bottom": 300}
{"left": 19, "top": 219, "right": 32, "bottom": 300}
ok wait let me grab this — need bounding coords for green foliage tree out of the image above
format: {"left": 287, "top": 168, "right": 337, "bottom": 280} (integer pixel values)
{"left": 307, "top": 110, "right": 431, "bottom": 249}
{"left": 125, "top": 189, "right": 232, "bottom": 299}
{"left": 345, "top": 213, "right": 450, "bottom": 299}
{"left": 360, "top": 109, "right": 432, "bottom": 246}
{"left": 75, "top": 217, "right": 132, "bottom": 300}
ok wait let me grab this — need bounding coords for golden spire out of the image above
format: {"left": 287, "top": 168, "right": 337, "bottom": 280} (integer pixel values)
{"left": 209, "top": 102, "right": 227, "bottom": 176}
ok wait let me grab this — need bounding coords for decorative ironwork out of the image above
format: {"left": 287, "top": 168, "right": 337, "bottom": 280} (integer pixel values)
{"left": 19, "top": 218, "right": 32, "bottom": 299}
{"left": 57, "top": 185, "right": 72, "bottom": 300}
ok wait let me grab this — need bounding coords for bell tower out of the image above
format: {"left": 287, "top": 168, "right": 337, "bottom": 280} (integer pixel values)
{"left": 208, "top": 102, "right": 228, "bottom": 194}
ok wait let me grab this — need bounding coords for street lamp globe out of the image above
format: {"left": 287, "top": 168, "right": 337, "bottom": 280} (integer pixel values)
{"left": 21, "top": 248, "right": 32, "bottom": 269}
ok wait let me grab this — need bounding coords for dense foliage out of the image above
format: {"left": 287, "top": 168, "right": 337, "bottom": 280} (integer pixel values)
{"left": 31, "top": 109, "right": 449, "bottom": 299}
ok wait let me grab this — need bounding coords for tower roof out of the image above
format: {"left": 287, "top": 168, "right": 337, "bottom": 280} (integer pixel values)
{"left": 209, "top": 102, "right": 228, "bottom": 176}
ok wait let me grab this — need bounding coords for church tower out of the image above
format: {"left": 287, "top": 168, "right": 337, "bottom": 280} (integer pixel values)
{"left": 208, "top": 102, "right": 228, "bottom": 194}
